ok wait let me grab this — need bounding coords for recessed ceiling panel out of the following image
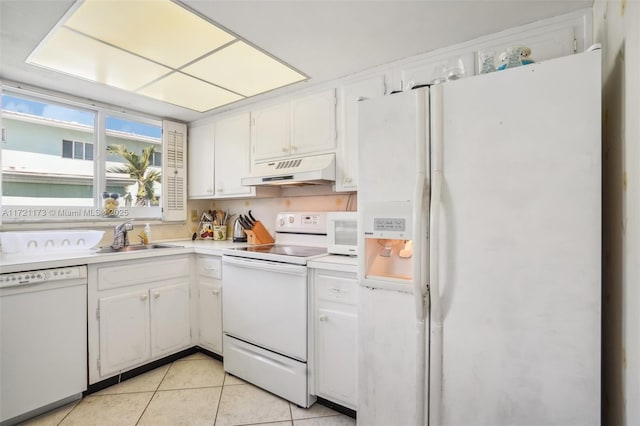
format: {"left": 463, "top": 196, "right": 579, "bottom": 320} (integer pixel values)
{"left": 137, "top": 72, "right": 244, "bottom": 112}
{"left": 64, "top": 0, "right": 236, "bottom": 69}
{"left": 183, "top": 41, "right": 307, "bottom": 97}
{"left": 27, "top": 27, "right": 172, "bottom": 91}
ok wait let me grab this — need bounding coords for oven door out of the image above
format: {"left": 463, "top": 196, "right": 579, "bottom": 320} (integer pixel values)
{"left": 222, "top": 255, "right": 308, "bottom": 361}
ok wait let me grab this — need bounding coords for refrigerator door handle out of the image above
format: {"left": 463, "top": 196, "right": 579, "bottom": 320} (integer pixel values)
{"left": 429, "top": 84, "right": 444, "bottom": 426}
{"left": 412, "top": 172, "right": 427, "bottom": 321}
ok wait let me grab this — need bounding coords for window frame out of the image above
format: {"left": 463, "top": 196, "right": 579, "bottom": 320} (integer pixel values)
{"left": 1, "top": 87, "right": 164, "bottom": 223}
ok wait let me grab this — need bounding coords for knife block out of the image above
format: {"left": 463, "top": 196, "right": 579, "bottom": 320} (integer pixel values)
{"left": 245, "top": 221, "right": 275, "bottom": 245}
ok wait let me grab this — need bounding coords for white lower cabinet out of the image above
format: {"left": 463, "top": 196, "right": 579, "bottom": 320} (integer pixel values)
{"left": 89, "top": 256, "right": 192, "bottom": 384}
{"left": 312, "top": 267, "right": 358, "bottom": 410}
{"left": 98, "top": 290, "right": 151, "bottom": 377}
{"left": 150, "top": 282, "right": 191, "bottom": 357}
{"left": 197, "top": 255, "right": 223, "bottom": 355}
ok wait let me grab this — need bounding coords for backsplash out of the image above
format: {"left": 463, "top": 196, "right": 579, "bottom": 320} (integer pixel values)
{"left": 0, "top": 193, "right": 356, "bottom": 250}
{"left": 188, "top": 193, "right": 357, "bottom": 238}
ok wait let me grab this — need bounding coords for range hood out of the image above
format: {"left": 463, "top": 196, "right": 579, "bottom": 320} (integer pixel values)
{"left": 242, "top": 153, "right": 336, "bottom": 186}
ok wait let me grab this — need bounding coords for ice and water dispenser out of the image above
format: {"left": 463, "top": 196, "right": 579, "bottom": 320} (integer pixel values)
{"left": 360, "top": 201, "right": 417, "bottom": 288}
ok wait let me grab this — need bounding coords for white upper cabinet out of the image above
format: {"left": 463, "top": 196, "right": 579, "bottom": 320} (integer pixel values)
{"left": 291, "top": 89, "right": 337, "bottom": 156}
{"left": 395, "top": 15, "right": 580, "bottom": 89}
{"left": 187, "top": 120, "right": 215, "bottom": 198}
{"left": 251, "top": 102, "right": 290, "bottom": 161}
{"left": 214, "top": 112, "right": 254, "bottom": 198}
{"left": 397, "top": 52, "right": 476, "bottom": 90}
{"left": 336, "top": 74, "right": 389, "bottom": 192}
{"left": 251, "top": 89, "right": 337, "bottom": 163}
{"left": 473, "top": 25, "right": 577, "bottom": 72}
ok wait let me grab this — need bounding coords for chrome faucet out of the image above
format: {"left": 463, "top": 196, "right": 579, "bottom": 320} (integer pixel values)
{"left": 111, "top": 220, "right": 133, "bottom": 250}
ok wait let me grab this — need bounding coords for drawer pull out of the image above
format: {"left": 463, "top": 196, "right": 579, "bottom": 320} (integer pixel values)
{"left": 319, "top": 314, "right": 328, "bottom": 322}
{"left": 330, "top": 288, "right": 346, "bottom": 293}
{"left": 153, "top": 292, "right": 160, "bottom": 299}
{"left": 141, "top": 294, "right": 148, "bottom": 301}
{"left": 212, "top": 289, "right": 220, "bottom": 296}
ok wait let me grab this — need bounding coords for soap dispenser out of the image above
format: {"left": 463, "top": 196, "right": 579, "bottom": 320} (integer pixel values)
{"left": 144, "top": 223, "right": 152, "bottom": 244}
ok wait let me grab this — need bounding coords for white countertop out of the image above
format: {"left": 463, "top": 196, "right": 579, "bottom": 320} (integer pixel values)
{"left": 1, "top": 240, "right": 360, "bottom": 274}
{"left": 0, "top": 239, "right": 246, "bottom": 274}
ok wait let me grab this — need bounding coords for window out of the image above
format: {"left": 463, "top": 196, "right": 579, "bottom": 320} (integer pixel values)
{"left": 62, "top": 140, "right": 93, "bottom": 160}
{"left": 151, "top": 151, "right": 162, "bottom": 167}
{"left": 1, "top": 90, "right": 163, "bottom": 221}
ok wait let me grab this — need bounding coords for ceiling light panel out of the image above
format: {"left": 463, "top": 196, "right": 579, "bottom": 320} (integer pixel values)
{"left": 137, "top": 72, "right": 244, "bottom": 112}
{"left": 64, "top": 0, "right": 236, "bottom": 69}
{"left": 26, "top": 0, "right": 308, "bottom": 112}
{"left": 27, "top": 27, "right": 172, "bottom": 91}
{"left": 183, "top": 41, "right": 307, "bottom": 97}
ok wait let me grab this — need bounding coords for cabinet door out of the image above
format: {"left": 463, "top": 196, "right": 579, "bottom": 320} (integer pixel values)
{"left": 336, "top": 75, "right": 387, "bottom": 192}
{"left": 198, "top": 279, "right": 223, "bottom": 354}
{"left": 98, "top": 290, "right": 150, "bottom": 377}
{"left": 214, "top": 112, "right": 254, "bottom": 198}
{"left": 251, "top": 102, "right": 290, "bottom": 161}
{"left": 316, "top": 307, "right": 357, "bottom": 408}
{"left": 150, "top": 282, "right": 191, "bottom": 358}
{"left": 291, "top": 89, "right": 336, "bottom": 156}
{"left": 187, "top": 120, "right": 215, "bottom": 198}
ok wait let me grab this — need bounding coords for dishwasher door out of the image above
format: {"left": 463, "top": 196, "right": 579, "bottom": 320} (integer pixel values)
{"left": 0, "top": 267, "right": 87, "bottom": 424}
{"left": 222, "top": 255, "right": 308, "bottom": 361}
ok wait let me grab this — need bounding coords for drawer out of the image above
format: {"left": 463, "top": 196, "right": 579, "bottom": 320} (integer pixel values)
{"left": 223, "top": 334, "right": 310, "bottom": 407}
{"left": 97, "top": 256, "right": 189, "bottom": 291}
{"left": 315, "top": 270, "right": 358, "bottom": 306}
{"left": 198, "top": 255, "right": 222, "bottom": 279}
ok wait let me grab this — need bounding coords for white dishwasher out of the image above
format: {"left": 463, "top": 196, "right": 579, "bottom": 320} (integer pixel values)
{"left": 0, "top": 266, "right": 87, "bottom": 425}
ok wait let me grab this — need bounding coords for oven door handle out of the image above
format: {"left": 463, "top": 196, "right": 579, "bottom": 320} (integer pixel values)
{"left": 222, "top": 255, "right": 308, "bottom": 276}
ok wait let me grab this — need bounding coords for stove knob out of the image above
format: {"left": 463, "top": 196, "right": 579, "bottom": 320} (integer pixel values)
{"left": 279, "top": 218, "right": 285, "bottom": 226}
{"left": 288, "top": 216, "right": 295, "bottom": 224}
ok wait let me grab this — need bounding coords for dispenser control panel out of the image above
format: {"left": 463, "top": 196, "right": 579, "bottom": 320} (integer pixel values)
{"left": 374, "top": 218, "right": 406, "bottom": 232}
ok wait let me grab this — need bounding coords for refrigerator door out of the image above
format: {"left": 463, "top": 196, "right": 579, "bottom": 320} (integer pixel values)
{"left": 357, "top": 88, "right": 430, "bottom": 425}
{"left": 430, "top": 51, "right": 601, "bottom": 426}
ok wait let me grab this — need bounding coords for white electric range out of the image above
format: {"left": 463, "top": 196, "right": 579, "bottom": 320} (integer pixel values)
{"left": 221, "top": 212, "right": 329, "bottom": 408}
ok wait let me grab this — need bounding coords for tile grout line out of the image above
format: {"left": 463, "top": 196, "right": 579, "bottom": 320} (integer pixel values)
{"left": 54, "top": 400, "right": 80, "bottom": 426}
{"left": 134, "top": 361, "right": 173, "bottom": 426}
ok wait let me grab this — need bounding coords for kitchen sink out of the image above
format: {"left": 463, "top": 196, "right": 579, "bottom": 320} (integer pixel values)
{"left": 95, "top": 243, "right": 180, "bottom": 254}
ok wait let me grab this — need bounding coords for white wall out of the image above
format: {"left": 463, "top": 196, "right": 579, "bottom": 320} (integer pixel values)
{"left": 593, "top": 1, "right": 640, "bottom": 424}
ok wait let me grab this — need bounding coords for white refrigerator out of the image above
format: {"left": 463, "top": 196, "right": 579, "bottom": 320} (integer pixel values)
{"left": 357, "top": 50, "right": 601, "bottom": 426}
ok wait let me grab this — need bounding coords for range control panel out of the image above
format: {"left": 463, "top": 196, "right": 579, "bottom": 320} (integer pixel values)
{"left": 0, "top": 266, "right": 85, "bottom": 288}
{"left": 275, "top": 212, "right": 327, "bottom": 234}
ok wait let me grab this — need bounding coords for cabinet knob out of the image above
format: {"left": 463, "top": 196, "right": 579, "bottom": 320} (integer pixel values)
{"left": 291, "top": 145, "right": 297, "bottom": 152}
{"left": 212, "top": 289, "right": 220, "bottom": 296}
{"left": 344, "top": 177, "right": 352, "bottom": 184}
{"left": 282, "top": 147, "right": 289, "bottom": 153}
{"left": 153, "top": 292, "right": 160, "bottom": 299}
{"left": 319, "top": 314, "right": 328, "bottom": 322}
{"left": 141, "top": 294, "right": 148, "bottom": 301}
{"left": 216, "top": 188, "right": 223, "bottom": 193}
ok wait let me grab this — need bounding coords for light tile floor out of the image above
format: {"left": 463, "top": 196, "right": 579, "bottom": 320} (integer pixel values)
{"left": 20, "top": 352, "right": 356, "bottom": 426}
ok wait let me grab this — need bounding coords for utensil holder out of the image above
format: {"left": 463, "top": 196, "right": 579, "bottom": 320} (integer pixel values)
{"left": 245, "top": 221, "right": 274, "bottom": 245}
{"left": 213, "top": 225, "right": 227, "bottom": 241}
